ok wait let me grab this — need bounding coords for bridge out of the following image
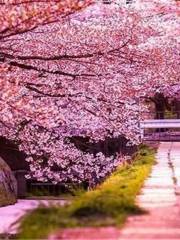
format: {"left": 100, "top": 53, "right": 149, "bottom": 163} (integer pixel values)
{"left": 140, "top": 119, "right": 180, "bottom": 141}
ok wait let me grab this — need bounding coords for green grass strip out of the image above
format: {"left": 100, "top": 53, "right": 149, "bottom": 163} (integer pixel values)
{"left": 18, "top": 145, "right": 156, "bottom": 239}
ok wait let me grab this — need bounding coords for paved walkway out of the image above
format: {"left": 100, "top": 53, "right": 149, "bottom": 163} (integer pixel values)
{"left": 0, "top": 199, "right": 65, "bottom": 235}
{"left": 118, "top": 141, "right": 180, "bottom": 239}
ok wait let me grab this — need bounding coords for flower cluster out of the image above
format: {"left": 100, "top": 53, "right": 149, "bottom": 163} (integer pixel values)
{"left": 17, "top": 124, "right": 125, "bottom": 186}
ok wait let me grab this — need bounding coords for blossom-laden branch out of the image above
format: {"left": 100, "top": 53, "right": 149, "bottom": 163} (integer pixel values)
{"left": 0, "top": 0, "right": 179, "bottom": 184}
{"left": 0, "top": 0, "right": 94, "bottom": 39}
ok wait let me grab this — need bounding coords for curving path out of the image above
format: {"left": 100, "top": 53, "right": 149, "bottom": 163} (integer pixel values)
{"left": 0, "top": 199, "right": 66, "bottom": 235}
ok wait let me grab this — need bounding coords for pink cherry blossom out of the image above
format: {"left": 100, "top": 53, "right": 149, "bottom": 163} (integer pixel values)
{"left": 0, "top": 0, "right": 179, "bottom": 184}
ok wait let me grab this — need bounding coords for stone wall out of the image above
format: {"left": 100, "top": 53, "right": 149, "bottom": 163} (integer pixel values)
{"left": 0, "top": 157, "right": 17, "bottom": 207}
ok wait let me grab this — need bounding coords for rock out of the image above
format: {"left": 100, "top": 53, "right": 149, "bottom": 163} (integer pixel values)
{"left": 0, "top": 157, "right": 17, "bottom": 207}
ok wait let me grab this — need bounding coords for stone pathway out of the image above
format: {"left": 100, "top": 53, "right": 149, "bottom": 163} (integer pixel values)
{"left": 118, "top": 141, "right": 180, "bottom": 239}
{"left": 0, "top": 199, "right": 65, "bottom": 235}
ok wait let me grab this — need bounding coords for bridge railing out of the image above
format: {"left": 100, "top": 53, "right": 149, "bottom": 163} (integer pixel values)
{"left": 140, "top": 118, "right": 180, "bottom": 141}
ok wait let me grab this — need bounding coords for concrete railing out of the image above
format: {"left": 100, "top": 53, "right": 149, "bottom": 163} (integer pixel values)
{"left": 140, "top": 119, "right": 180, "bottom": 139}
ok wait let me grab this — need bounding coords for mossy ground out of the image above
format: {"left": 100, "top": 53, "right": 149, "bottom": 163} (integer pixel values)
{"left": 18, "top": 145, "right": 156, "bottom": 239}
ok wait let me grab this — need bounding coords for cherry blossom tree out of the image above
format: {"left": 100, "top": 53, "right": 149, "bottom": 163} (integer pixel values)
{"left": 0, "top": 0, "right": 179, "bottom": 185}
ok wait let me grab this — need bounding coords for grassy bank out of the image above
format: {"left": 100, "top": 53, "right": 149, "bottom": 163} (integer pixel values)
{"left": 18, "top": 145, "right": 156, "bottom": 239}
